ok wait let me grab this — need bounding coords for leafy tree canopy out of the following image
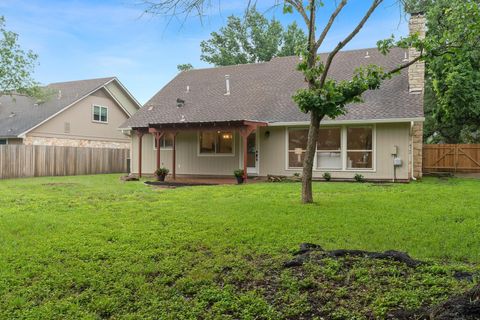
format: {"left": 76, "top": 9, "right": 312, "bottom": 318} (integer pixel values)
{"left": 200, "top": 7, "right": 307, "bottom": 66}
{"left": 0, "top": 16, "right": 38, "bottom": 97}
{"left": 177, "top": 63, "right": 194, "bottom": 72}
{"left": 422, "top": 0, "right": 480, "bottom": 143}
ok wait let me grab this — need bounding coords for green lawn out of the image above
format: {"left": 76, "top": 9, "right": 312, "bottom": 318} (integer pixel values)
{"left": 0, "top": 175, "right": 479, "bottom": 319}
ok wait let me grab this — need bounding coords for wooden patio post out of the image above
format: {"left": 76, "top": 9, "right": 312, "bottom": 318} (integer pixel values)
{"left": 137, "top": 130, "right": 144, "bottom": 178}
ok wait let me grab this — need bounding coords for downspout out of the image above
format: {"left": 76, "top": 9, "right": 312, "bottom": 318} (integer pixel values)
{"left": 410, "top": 121, "right": 417, "bottom": 181}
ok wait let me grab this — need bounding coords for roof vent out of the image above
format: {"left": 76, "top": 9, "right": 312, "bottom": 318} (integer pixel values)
{"left": 147, "top": 105, "right": 154, "bottom": 111}
{"left": 403, "top": 51, "right": 409, "bottom": 62}
{"left": 186, "top": 85, "right": 190, "bottom": 93}
{"left": 364, "top": 51, "right": 370, "bottom": 58}
{"left": 224, "top": 75, "right": 230, "bottom": 96}
{"left": 57, "top": 90, "right": 62, "bottom": 99}
{"left": 176, "top": 98, "right": 185, "bottom": 108}
{"left": 180, "top": 115, "right": 186, "bottom": 122}
{"left": 9, "top": 112, "right": 16, "bottom": 118}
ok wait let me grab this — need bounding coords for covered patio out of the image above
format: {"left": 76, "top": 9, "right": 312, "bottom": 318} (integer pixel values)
{"left": 133, "top": 120, "right": 267, "bottom": 182}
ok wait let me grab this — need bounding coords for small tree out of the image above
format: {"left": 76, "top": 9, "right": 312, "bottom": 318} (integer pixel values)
{"left": 140, "top": 0, "right": 476, "bottom": 203}
{"left": 177, "top": 63, "right": 194, "bottom": 72}
{"left": 0, "top": 16, "right": 38, "bottom": 97}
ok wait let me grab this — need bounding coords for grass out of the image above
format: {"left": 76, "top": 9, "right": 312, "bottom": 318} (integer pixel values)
{"left": 0, "top": 175, "right": 479, "bottom": 319}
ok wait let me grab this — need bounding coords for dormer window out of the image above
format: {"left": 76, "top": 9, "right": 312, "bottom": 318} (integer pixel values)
{"left": 92, "top": 105, "right": 108, "bottom": 123}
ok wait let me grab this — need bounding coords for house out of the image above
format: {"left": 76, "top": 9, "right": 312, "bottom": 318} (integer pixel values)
{"left": 121, "top": 14, "right": 425, "bottom": 182}
{"left": 0, "top": 77, "right": 141, "bottom": 148}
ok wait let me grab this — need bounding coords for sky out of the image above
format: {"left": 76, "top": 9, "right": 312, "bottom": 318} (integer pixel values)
{"left": 1, "top": 0, "right": 410, "bottom": 104}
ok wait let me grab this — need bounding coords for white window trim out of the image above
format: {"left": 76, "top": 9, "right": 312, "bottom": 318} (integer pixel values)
{"left": 197, "top": 131, "right": 236, "bottom": 157}
{"left": 285, "top": 125, "right": 377, "bottom": 172}
{"left": 92, "top": 105, "right": 109, "bottom": 124}
{"left": 152, "top": 135, "right": 174, "bottom": 151}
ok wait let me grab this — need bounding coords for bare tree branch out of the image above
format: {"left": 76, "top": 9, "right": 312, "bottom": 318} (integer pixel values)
{"left": 314, "top": 0, "right": 348, "bottom": 52}
{"left": 319, "top": 0, "right": 383, "bottom": 86}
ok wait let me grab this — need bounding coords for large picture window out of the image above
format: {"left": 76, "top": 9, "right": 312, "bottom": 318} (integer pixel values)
{"left": 288, "top": 129, "right": 308, "bottom": 168}
{"left": 287, "top": 126, "right": 374, "bottom": 171}
{"left": 92, "top": 105, "right": 108, "bottom": 123}
{"left": 316, "top": 128, "right": 342, "bottom": 169}
{"left": 154, "top": 134, "right": 174, "bottom": 150}
{"left": 347, "top": 127, "right": 373, "bottom": 169}
{"left": 0, "top": 139, "right": 6, "bottom": 145}
{"left": 199, "top": 131, "right": 234, "bottom": 155}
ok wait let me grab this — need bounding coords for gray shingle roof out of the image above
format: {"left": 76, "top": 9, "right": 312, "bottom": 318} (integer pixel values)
{"left": 123, "top": 47, "right": 423, "bottom": 129}
{"left": 0, "top": 77, "right": 115, "bottom": 137}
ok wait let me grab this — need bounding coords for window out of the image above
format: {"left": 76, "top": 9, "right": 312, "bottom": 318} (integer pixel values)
{"left": 199, "top": 131, "right": 234, "bottom": 155}
{"left": 316, "top": 128, "right": 342, "bottom": 169}
{"left": 347, "top": 127, "right": 373, "bottom": 169}
{"left": 287, "top": 126, "right": 375, "bottom": 171}
{"left": 154, "top": 134, "right": 174, "bottom": 150}
{"left": 288, "top": 128, "right": 308, "bottom": 168}
{"left": 92, "top": 105, "right": 108, "bottom": 123}
{"left": 0, "top": 139, "right": 6, "bottom": 145}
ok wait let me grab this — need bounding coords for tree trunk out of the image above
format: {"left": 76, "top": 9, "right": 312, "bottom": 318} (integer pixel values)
{"left": 302, "top": 111, "right": 323, "bottom": 203}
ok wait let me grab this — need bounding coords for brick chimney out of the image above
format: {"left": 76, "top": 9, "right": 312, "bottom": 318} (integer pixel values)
{"left": 408, "top": 13, "right": 426, "bottom": 93}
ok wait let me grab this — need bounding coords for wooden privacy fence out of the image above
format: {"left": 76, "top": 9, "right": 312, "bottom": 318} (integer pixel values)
{"left": 423, "top": 144, "right": 480, "bottom": 173}
{"left": 0, "top": 145, "right": 129, "bottom": 179}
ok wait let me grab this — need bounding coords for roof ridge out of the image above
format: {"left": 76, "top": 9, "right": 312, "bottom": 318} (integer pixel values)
{"left": 47, "top": 76, "right": 116, "bottom": 86}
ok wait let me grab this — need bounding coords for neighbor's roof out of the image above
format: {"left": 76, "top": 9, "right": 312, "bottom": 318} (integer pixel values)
{"left": 0, "top": 77, "right": 121, "bottom": 138}
{"left": 123, "top": 47, "right": 423, "bottom": 129}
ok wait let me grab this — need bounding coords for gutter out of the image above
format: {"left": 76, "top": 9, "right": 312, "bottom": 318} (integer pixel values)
{"left": 269, "top": 117, "right": 425, "bottom": 126}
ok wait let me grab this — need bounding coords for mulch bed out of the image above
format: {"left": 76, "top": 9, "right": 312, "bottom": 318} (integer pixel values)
{"left": 144, "top": 181, "right": 218, "bottom": 187}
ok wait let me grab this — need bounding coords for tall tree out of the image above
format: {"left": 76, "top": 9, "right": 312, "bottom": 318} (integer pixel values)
{"left": 200, "top": 7, "right": 306, "bottom": 66}
{"left": 141, "top": 0, "right": 474, "bottom": 203}
{"left": 420, "top": 0, "right": 480, "bottom": 143}
{"left": 0, "top": 16, "right": 38, "bottom": 97}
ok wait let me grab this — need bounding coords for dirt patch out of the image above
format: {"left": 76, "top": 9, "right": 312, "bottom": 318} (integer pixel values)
{"left": 389, "top": 284, "right": 480, "bottom": 320}
{"left": 144, "top": 181, "right": 218, "bottom": 188}
{"left": 284, "top": 243, "right": 423, "bottom": 268}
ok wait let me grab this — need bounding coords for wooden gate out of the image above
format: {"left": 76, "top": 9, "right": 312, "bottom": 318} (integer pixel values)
{"left": 423, "top": 144, "right": 480, "bottom": 173}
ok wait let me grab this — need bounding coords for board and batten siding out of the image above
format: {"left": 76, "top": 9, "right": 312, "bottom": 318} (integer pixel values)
{"left": 130, "top": 123, "right": 411, "bottom": 180}
{"left": 258, "top": 123, "right": 410, "bottom": 180}
{"left": 131, "top": 131, "right": 241, "bottom": 176}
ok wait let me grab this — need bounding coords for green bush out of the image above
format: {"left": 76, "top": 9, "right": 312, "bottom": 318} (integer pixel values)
{"left": 354, "top": 174, "right": 365, "bottom": 182}
{"left": 233, "top": 169, "right": 244, "bottom": 178}
{"left": 154, "top": 167, "right": 169, "bottom": 176}
{"left": 322, "top": 172, "right": 332, "bottom": 181}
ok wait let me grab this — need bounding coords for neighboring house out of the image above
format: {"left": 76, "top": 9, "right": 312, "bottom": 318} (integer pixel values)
{"left": 0, "top": 77, "right": 141, "bottom": 148}
{"left": 121, "top": 15, "right": 425, "bottom": 182}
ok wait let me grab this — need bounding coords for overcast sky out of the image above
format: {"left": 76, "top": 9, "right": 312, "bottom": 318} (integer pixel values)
{"left": 1, "top": 0, "right": 410, "bottom": 104}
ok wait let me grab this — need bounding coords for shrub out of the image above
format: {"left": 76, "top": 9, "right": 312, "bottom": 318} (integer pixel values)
{"left": 233, "top": 169, "right": 244, "bottom": 178}
{"left": 354, "top": 173, "right": 365, "bottom": 182}
{"left": 154, "top": 167, "right": 169, "bottom": 177}
{"left": 322, "top": 172, "right": 331, "bottom": 181}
